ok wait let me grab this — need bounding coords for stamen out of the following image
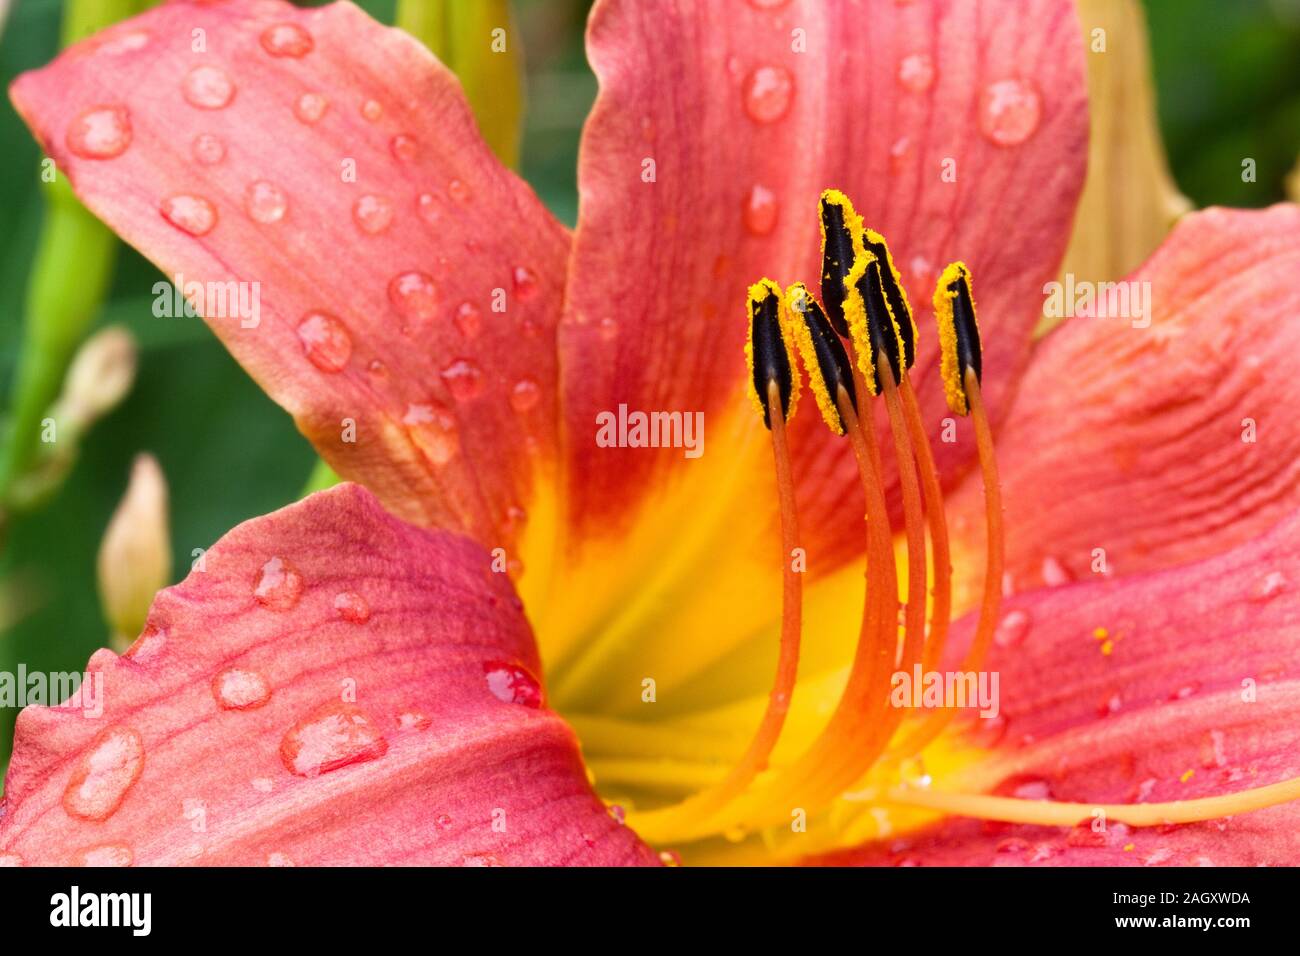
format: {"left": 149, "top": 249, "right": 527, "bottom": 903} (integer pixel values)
{"left": 818, "top": 189, "right": 861, "bottom": 337}
{"left": 744, "top": 278, "right": 800, "bottom": 428}
{"left": 883, "top": 775, "right": 1300, "bottom": 829}
{"left": 844, "top": 251, "right": 905, "bottom": 392}
{"left": 932, "top": 261, "right": 982, "bottom": 417}
{"left": 784, "top": 282, "right": 856, "bottom": 435}
{"left": 628, "top": 284, "right": 805, "bottom": 843}
{"left": 859, "top": 228, "right": 918, "bottom": 369}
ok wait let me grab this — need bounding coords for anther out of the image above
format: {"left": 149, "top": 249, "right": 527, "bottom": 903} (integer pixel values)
{"left": 933, "top": 261, "right": 982, "bottom": 416}
{"left": 784, "top": 283, "right": 856, "bottom": 435}
{"left": 859, "top": 228, "right": 918, "bottom": 369}
{"left": 745, "top": 278, "right": 800, "bottom": 428}
{"left": 818, "top": 189, "right": 860, "bottom": 337}
{"left": 844, "top": 251, "right": 904, "bottom": 393}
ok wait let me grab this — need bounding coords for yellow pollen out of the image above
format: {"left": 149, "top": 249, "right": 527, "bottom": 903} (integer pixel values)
{"left": 744, "top": 277, "right": 800, "bottom": 424}
{"left": 783, "top": 283, "right": 843, "bottom": 434}
{"left": 1181, "top": 769, "right": 1195, "bottom": 784}
{"left": 933, "top": 260, "right": 977, "bottom": 416}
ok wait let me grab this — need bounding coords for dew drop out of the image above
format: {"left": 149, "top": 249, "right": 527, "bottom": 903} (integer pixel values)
{"left": 454, "top": 301, "right": 482, "bottom": 338}
{"left": 388, "top": 270, "right": 439, "bottom": 327}
{"left": 352, "top": 193, "right": 394, "bottom": 235}
{"left": 435, "top": 813, "right": 453, "bottom": 830}
{"left": 96, "top": 29, "right": 151, "bottom": 56}
{"left": 1251, "top": 571, "right": 1287, "bottom": 602}
{"left": 160, "top": 194, "right": 217, "bottom": 237}
{"left": 333, "top": 590, "right": 370, "bottom": 623}
{"left": 1040, "top": 555, "right": 1072, "bottom": 587}
{"left": 212, "top": 668, "right": 272, "bottom": 710}
{"left": 598, "top": 316, "right": 619, "bottom": 341}
{"left": 403, "top": 402, "right": 459, "bottom": 465}
{"left": 743, "top": 65, "right": 794, "bottom": 123}
{"left": 658, "top": 849, "right": 683, "bottom": 866}
{"left": 416, "top": 192, "right": 442, "bottom": 226}
{"left": 978, "top": 78, "right": 1042, "bottom": 146}
{"left": 483, "top": 661, "right": 543, "bottom": 708}
{"left": 607, "top": 804, "right": 626, "bottom": 825}
{"left": 742, "top": 183, "right": 779, "bottom": 236}
{"left": 509, "top": 377, "right": 542, "bottom": 414}
{"left": 280, "top": 702, "right": 388, "bottom": 777}
{"left": 295, "top": 92, "right": 329, "bottom": 124}
{"left": 254, "top": 556, "right": 303, "bottom": 610}
{"left": 897, "top": 53, "right": 936, "bottom": 93}
{"left": 76, "top": 844, "right": 133, "bottom": 867}
{"left": 361, "top": 98, "right": 383, "bottom": 121}
{"left": 390, "top": 134, "right": 419, "bottom": 162}
{"left": 448, "top": 178, "right": 471, "bottom": 203}
{"left": 260, "top": 22, "right": 314, "bottom": 58}
{"left": 66, "top": 105, "right": 132, "bottom": 159}
{"left": 251, "top": 777, "right": 274, "bottom": 793}
{"left": 267, "top": 852, "right": 295, "bottom": 867}
{"left": 1199, "top": 729, "right": 1227, "bottom": 769}
{"left": 182, "top": 65, "right": 236, "bottom": 110}
{"left": 244, "top": 179, "right": 288, "bottom": 224}
{"left": 191, "top": 132, "right": 226, "bottom": 165}
{"left": 440, "top": 358, "right": 483, "bottom": 402}
{"left": 62, "top": 726, "right": 145, "bottom": 821}
{"left": 296, "top": 311, "right": 353, "bottom": 373}
{"left": 512, "top": 265, "right": 540, "bottom": 300}
{"left": 397, "top": 711, "right": 430, "bottom": 730}
{"left": 993, "top": 608, "right": 1031, "bottom": 648}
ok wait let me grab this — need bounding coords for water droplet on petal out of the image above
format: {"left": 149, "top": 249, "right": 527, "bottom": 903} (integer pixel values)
{"left": 280, "top": 702, "right": 388, "bottom": 777}
{"left": 334, "top": 590, "right": 370, "bottom": 623}
{"left": 361, "top": 98, "right": 383, "bottom": 121}
{"left": 435, "top": 813, "right": 453, "bottom": 830}
{"left": 483, "top": 661, "right": 543, "bottom": 708}
{"left": 1200, "top": 729, "right": 1227, "bottom": 768}
{"left": 742, "top": 183, "right": 778, "bottom": 235}
{"left": 212, "top": 668, "right": 272, "bottom": 710}
{"left": 403, "top": 402, "right": 459, "bottom": 465}
{"left": 267, "top": 851, "right": 295, "bottom": 866}
{"left": 160, "top": 194, "right": 217, "bottom": 236}
{"left": 447, "top": 178, "right": 471, "bottom": 203}
{"left": 397, "top": 711, "right": 429, "bottom": 730}
{"left": 658, "top": 849, "right": 683, "bottom": 866}
{"left": 352, "top": 193, "right": 394, "bottom": 234}
{"left": 254, "top": 556, "right": 303, "bottom": 610}
{"left": 76, "top": 844, "right": 133, "bottom": 867}
{"left": 296, "top": 311, "right": 353, "bottom": 373}
{"left": 978, "top": 78, "right": 1042, "bottom": 146}
{"left": 440, "top": 358, "right": 483, "bottom": 402}
{"left": 0, "top": 853, "right": 23, "bottom": 867}
{"left": 66, "top": 105, "right": 132, "bottom": 159}
{"left": 96, "top": 29, "right": 151, "bottom": 56}
{"left": 191, "top": 132, "right": 226, "bottom": 165}
{"left": 388, "top": 271, "right": 439, "bottom": 328}
{"left": 993, "top": 608, "right": 1031, "bottom": 648}
{"left": 509, "top": 377, "right": 541, "bottom": 413}
{"left": 63, "top": 726, "right": 145, "bottom": 821}
{"left": 598, "top": 316, "right": 619, "bottom": 341}
{"left": 390, "top": 134, "right": 419, "bottom": 162}
{"left": 897, "top": 53, "right": 935, "bottom": 93}
{"left": 244, "top": 179, "right": 288, "bottom": 223}
{"left": 1040, "top": 555, "right": 1072, "bottom": 587}
{"left": 251, "top": 777, "right": 274, "bottom": 793}
{"left": 743, "top": 65, "right": 794, "bottom": 123}
{"left": 182, "top": 65, "right": 236, "bottom": 110}
{"left": 512, "top": 265, "right": 539, "bottom": 300}
{"left": 260, "top": 22, "right": 314, "bottom": 58}
{"left": 889, "top": 136, "right": 911, "bottom": 174}
{"left": 295, "top": 92, "right": 329, "bottom": 124}
{"left": 1251, "top": 571, "right": 1287, "bottom": 602}
{"left": 416, "top": 192, "right": 442, "bottom": 226}
{"left": 454, "top": 301, "right": 482, "bottom": 338}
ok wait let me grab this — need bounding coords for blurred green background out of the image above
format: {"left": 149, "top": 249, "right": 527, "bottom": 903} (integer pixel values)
{"left": 0, "top": 0, "right": 1297, "bottom": 773}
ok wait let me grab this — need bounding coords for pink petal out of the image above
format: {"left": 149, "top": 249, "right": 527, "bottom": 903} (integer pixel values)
{"left": 559, "top": 0, "right": 1087, "bottom": 565}
{"left": 0, "top": 485, "right": 657, "bottom": 866}
{"left": 9, "top": 1, "right": 568, "bottom": 550}
{"left": 947, "top": 204, "right": 1300, "bottom": 599}
{"left": 813, "top": 508, "right": 1300, "bottom": 866}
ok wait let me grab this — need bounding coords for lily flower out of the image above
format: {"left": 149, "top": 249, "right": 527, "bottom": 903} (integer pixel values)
{"left": 3, "top": 0, "right": 1299, "bottom": 866}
